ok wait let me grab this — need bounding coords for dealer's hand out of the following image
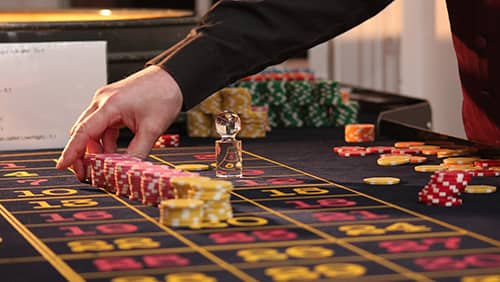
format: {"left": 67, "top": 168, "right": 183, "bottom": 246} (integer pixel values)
{"left": 56, "top": 65, "right": 183, "bottom": 180}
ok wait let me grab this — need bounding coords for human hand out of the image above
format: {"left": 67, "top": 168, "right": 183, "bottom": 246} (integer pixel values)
{"left": 56, "top": 65, "right": 183, "bottom": 180}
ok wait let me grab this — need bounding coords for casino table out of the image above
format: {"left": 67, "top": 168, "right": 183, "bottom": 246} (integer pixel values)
{"left": 1, "top": 92, "right": 499, "bottom": 282}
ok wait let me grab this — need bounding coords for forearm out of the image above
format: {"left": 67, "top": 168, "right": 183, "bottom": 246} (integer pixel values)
{"left": 148, "top": 0, "right": 393, "bottom": 109}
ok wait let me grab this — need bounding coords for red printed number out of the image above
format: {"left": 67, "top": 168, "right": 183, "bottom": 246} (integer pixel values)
{"left": 40, "top": 211, "right": 113, "bottom": 223}
{"left": 379, "top": 237, "right": 461, "bottom": 253}
{"left": 286, "top": 198, "right": 356, "bottom": 209}
{"left": 415, "top": 254, "right": 500, "bottom": 271}
{"left": 59, "top": 223, "right": 138, "bottom": 236}
{"left": 209, "top": 229, "right": 297, "bottom": 244}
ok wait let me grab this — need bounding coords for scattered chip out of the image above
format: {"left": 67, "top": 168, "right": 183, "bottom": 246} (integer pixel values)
{"left": 414, "top": 165, "right": 445, "bottom": 172}
{"left": 377, "top": 156, "right": 410, "bottom": 166}
{"left": 174, "top": 164, "right": 210, "bottom": 171}
{"left": 363, "top": 177, "right": 400, "bottom": 185}
{"left": 365, "top": 146, "right": 394, "bottom": 154}
{"left": 410, "top": 156, "right": 427, "bottom": 164}
{"left": 443, "top": 157, "right": 480, "bottom": 165}
{"left": 394, "top": 141, "right": 424, "bottom": 148}
{"left": 464, "top": 185, "right": 497, "bottom": 194}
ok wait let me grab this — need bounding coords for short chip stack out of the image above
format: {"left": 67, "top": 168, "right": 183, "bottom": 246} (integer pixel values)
{"left": 344, "top": 124, "right": 375, "bottom": 143}
{"left": 161, "top": 177, "right": 234, "bottom": 227}
{"left": 418, "top": 171, "right": 471, "bottom": 207}
{"left": 159, "top": 199, "right": 204, "bottom": 227}
{"left": 191, "top": 180, "right": 233, "bottom": 222}
{"left": 154, "top": 134, "right": 180, "bottom": 148}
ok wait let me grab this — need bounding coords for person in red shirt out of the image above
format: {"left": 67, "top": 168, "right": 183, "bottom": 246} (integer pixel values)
{"left": 56, "top": 0, "right": 500, "bottom": 178}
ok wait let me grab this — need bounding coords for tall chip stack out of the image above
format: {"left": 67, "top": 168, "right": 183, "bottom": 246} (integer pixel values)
{"left": 232, "top": 68, "right": 359, "bottom": 129}
{"left": 186, "top": 87, "right": 267, "bottom": 138}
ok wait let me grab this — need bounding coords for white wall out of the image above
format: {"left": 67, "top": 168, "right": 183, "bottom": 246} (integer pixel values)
{"left": 315, "top": 0, "right": 465, "bottom": 138}
{"left": 0, "top": 0, "right": 66, "bottom": 9}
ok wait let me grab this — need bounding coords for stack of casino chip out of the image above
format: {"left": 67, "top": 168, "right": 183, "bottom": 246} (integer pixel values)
{"left": 186, "top": 87, "right": 267, "bottom": 138}
{"left": 153, "top": 134, "right": 180, "bottom": 148}
{"left": 103, "top": 154, "right": 140, "bottom": 192}
{"left": 239, "top": 110, "right": 268, "bottom": 138}
{"left": 159, "top": 199, "right": 204, "bottom": 227}
{"left": 344, "top": 124, "right": 375, "bottom": 143}
{"left": 89, "top": 153, "right": 135, "bottom": 188}
{"left": 199, "top": 92, "right": 222, "bottom": 115}
{"left": 140, "top": 166, "right": 186, "bottom": 206}
{"left": 186, "top": 109, "right": 212, "bottom": 137}
{"left": 418, "top": 171, "right": 471, "bottom": 207}
{"left": 83, "top": 153, "right": 96, "bottom": 182}
{"left": 191, "top": 180, "right": 233, "bottom": 223}
{"left": 165, "top": 177, "right": 234, "bottom": 225}
{"left": 166, "top": 176, "right": 210, "bottom": 200}
{"left": 220, "top": 87, "right": 252, "bottom": 114}
{"left": 233, "top": 69, "right": 360, "bottom": 129}
{"left": 127, "top": 162, "right": 157, "bottom": 200}
{"left": 114, "top": 160, "right": 147, "bottom": 196}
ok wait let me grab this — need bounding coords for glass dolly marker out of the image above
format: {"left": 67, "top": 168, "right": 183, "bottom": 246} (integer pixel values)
{"left": 215, "top": 111, "right": 243, "bottom": 178}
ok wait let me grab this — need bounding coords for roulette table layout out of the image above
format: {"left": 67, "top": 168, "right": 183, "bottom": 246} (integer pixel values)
{"left": 0, "top": 87, "right": 499, "bottom": 282}
{"left": 0, "top": 127, "right": 499, "bottom": 282}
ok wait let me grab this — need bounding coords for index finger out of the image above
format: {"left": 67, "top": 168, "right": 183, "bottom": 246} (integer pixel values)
{"left": 56, "top": 109, "right": 110, "bottom": 170}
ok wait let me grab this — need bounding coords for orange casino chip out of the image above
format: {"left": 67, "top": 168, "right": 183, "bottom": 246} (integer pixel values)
{"left": 394, "top": 141, "right": 425, "bottom": 148}
{"left": 344, "top": 124, "right": 375, "bottom": 143}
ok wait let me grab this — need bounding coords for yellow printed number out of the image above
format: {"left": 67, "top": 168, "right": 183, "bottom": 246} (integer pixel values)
{"left": 238, "top": 249, "right": 288, "bottom": 262}
{"left": 165, "top": 272, "right": 217, "bottom": 282}
{"left": 14, "top": 188, "right": 77, "bottom": 198}
{"left": 29, "top": 199, "right": 98, "bottom": 209}
{"left": 462, "top": 275, "right": 500, "bottom": 282}
{"left": 3, "top": 171, "right": 39, "bottom": 177}
{"left": 266, "top": 263, "right": 365, "bottom": 281}
{"left": 266, "top": 266, "right": 319, "bottom": 281}
{"left": 112, "top": 276, "right": 158, "bottom": 282}
{"left": 261, "top": 187, "right": 329, "bottom": 197}
{"left": 339, "top": 222, "right": 431, "bottom": 236}
{"left": 238, "top": 246, "right": 333, "bottom": 262}
{"left": 68, "top": 237, "right": 160, "bottom": 252}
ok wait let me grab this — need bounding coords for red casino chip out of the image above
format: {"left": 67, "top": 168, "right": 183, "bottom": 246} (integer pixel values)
{"left": 154, "top": 134, "right": 180, "bottom": 148}
{"left": 474, "top": 159, "right": 500, "bottom": 168}
{"left": 468, "top": 169, "right": 500, "bottom": 177}
{"left": 333, "top": 146, "right": 365, "bottom": 153}
{"left": 114, "top": 160, "right": 143, "bottom": 196}
{"left": 366, "top": 146, "right": 394, "bottom": 154}
{"left": 418, "top": 194, "right": 462, "bottom": 206}
{"left": 338, "top": 150, "right": 367, "bottom": 157}
{"left": 422, "top": 186, "right": 461, "bottom": 195}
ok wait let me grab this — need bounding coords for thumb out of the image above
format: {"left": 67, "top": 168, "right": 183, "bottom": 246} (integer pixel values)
{"left": 126, "top": 128, "right": 158, "bottom": 159}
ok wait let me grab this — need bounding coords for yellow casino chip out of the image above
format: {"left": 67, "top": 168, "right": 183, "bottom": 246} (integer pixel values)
{"left": 443, "top": 157, "right": 480, "bottom": 165}
{"left": 414, "top": 165, "right": 444, "bottom": 172}
{"left": 363, "top": 177, "right": 400, "bottom": 185}
{"left": 159, "top": 199, "right": 204, "bottom": 209}
{"left": 377, "top": 156, "right": 410, "bottom": 166}
{"left": 174, "top": 164, "right": 210, "bottom": 171}
{"left": 464, "top": 185, "right": 497, "bottom": 194}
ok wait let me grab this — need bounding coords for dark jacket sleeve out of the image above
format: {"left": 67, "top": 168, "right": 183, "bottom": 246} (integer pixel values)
{"left": 147, "top": 0, "right": 393, "bottom": 109}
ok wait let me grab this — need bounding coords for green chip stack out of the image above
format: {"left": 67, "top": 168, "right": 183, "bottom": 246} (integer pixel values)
{"left": 233, "top": 75, "right": 359, "bottom": 128}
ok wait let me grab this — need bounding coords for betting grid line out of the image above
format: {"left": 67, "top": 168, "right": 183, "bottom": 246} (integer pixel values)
{"left": 0, "top": 204, "right": 84, "bottom": 282}
{"left": 151, "top": 150, "right": 434, "bottom": 281}
{"left": 107, "top": 191, "right": 257, "bottom": 282}
{"left": 244, "top": 150, "right": 500, "bottom": 247}
{"left": 231, "top": 192, "right": 433, "bottom": 282}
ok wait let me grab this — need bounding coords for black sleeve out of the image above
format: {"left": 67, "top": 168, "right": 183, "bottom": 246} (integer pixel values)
{"left": 147, "top": 0, "right": 394, "bottom": 109}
